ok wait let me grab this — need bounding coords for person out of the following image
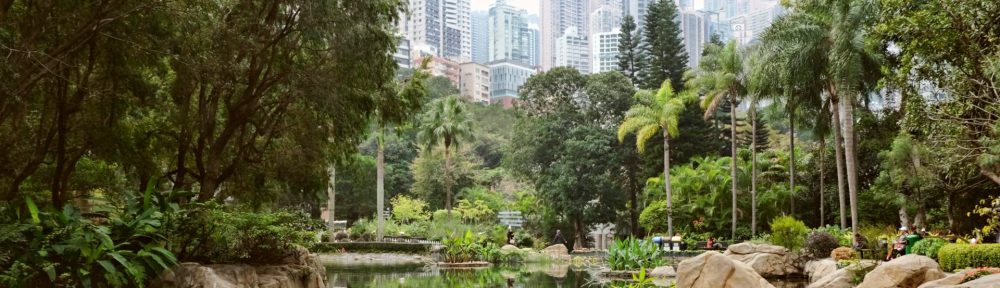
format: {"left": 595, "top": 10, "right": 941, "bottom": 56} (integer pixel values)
{"left": 886, "top": 232, "right": 907, "bottom": 261}
{"left": 853, "top": 233, "right": 867, "bottom": 250}
{"left": 506, "top": 226, "right": 515, "bottom": 245}
{"left": 671, "top": 233, "right": 683, "bottom": 251}
{"left": 553, "top": 229, "right": 566, "bottom": 246}
{"left": 706, "top": 237, "right": 716, "bottom": 249}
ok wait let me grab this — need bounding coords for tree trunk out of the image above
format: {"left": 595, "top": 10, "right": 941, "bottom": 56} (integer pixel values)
{"left": 629, "top": 173, "right": 640, "bottom": 236}
{"left": 574, "top": 218, "right": 585, "bottom": 250}
{"left": 751, "top": 105, "right": 758, "bottom": 236}
{"left": 841, "top": 96, "right": 860, "bottom": 235}
{"left": 789, "top": 104, "right": 796, "bottom": 215}
{"left": 663, "top": 130, "right": 674, "bottom": 237}
{"left": 899, "top": 205, "right": 910, "bottom": 231}
{"left": 819, "top": 138, "right": 826, "bottom": 227}
{"left": 327, "top": 166, "right": 336, "bottom": 241}
{"left": 947, "top": 190, "right": 957, "bottom": 233}
{"left": 730, "top": 98, "right": 738, "bottom": 240}
{"left": 377, "top": 133, "right": 385, "bottom": 240}
{"left": 445, "top": 143, "right": 453, "bottom": 214}
{"left": 833, "top": 97, "right": 847, "bottom": 229}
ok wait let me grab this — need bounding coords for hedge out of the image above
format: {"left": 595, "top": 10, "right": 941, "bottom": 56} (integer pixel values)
{"left": 911, "top": 238, "right": 948, "bottom": 260}
{"left": 312, "top": 242, "right": 433, "bottom": 254}
{"left": 937, "top": 244, "right": 1000, "bottom": 272}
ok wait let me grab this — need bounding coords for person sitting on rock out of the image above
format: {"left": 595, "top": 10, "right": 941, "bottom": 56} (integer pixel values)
{"left": 553, "top": 229, "right": 566, "bottom": 246}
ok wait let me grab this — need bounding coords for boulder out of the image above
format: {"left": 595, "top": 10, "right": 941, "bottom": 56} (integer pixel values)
{"left": 151, "top": 262, "right": 325, "bottom": 288}
{"left": 856, "top": 255, "right": 946, "bottom": 288}
{"left": 501, "top": 244, "right": 519, "bottom": 251}
{"left": 804, "top": 259, "right": 837, "bottom": 283}
{"left": 917, "top": 270, "right": 970, "bottom": 288}
{"left": 543, "top": 244, "right": 568, "bottom": 256}
{"left": 958, "top": 274, "right": 1000, "bottom": 288}
{"left": 725, "top": 242, "right": 801, "bottom": 277}
{"left": 676, "top": 251, "right": 775, "bottom": 288}
{"left": 807, "top": 261, "right": 877, "bottom": 288}
{"left": 649, "top": 266, "right": 677, "bottom": 278}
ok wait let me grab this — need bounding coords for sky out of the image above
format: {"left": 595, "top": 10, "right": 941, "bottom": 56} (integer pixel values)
{"left": 471, "top": 0, "right": 540, "bottom": 14}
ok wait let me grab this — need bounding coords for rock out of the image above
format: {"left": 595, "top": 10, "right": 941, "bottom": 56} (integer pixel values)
{"left": 804, "top": 259, "right": 837, "bottom": 283}
{"left": 150, "top": 262, "right": 325, "bottom": 288}
{"left": 317, "top": 253, "right": 432, "bottom": 268}
{"left": 959, "top": 274, "right": 1000, "bottom": 288}
{"left": 917, "top": 270, "right": 970, "bottom": 288}
{"left": 725, "top": 242, "right": 800, "bottom": 277}
{"left": 543, "top": 244, "right": 568, "bottom": 256}
{"left": 649, "top": 266, "right": 677, "bottom": 278}
{"left": 676, "top": 251, "right": 775, "bottom": 288}
{"left": 807, "top": 261, "right": 877, "bottom": 288}
{"left": 857, "top": 255, "right": 945, "bottom": 288}
{"left": 501, "top": 244, "right": 519, "bottom": 251}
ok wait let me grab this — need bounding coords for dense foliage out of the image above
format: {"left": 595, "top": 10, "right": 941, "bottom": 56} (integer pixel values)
{"left": 606, "top": 237, "right": 666, "bottom": 271}
{"left": 938, "top": 244, "right": 1000, "bottom": 272}
{"left": 805, "top": 232, "right": 841, "bottom": 259}
{"left": 769, "top": 216, "right": 809, "bottom": 251}
{"left": 911, "top": 238, "right": 948, "bottom": 260}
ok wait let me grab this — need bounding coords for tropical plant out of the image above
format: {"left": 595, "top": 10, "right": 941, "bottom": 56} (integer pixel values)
{"left": 687, "top": 40, "right": 747, "bottom": 240}
{"left": 770, "top": 216, "right": 809, "bottom": 251}
{"left": 911, "top": 238, "right": 948, "bottom": 260}
{"left": 618, "top": 80, "right": 687, "bottom": 236}
{"left": 0, "top": 192, "right": 177, "bottom": 287}
{"left": 606, "top": 237, "right": 666, "bottom": 271}
{"left": 418, "top": 96, "right": 475, "bottom": 214}
{"left": 390, "top": 195, "right": 430, "bottom": 223}
{"left": 442, "top": 230, "right": 483, "bottom": 263}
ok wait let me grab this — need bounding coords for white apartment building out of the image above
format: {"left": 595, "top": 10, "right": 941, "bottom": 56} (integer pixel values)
{"left": 591, "top": 32, "right": 620, "bottom": 74}
{"left": 541, "top": 0, "right": 587, "bottom": 70}
{"left": 555, "top": 27, "right": 590, "bottom": 74}
{"left": 408, "top": 0, "right": 471, "bottom": 62}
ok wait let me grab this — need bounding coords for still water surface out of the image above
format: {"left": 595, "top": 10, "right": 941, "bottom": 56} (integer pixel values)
{"left": 326, "top": 263, "right": 806, "bottom": 288}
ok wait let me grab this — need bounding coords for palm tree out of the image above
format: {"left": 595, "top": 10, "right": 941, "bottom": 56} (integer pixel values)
{"left": 687, "top": 40, "right": 746, "bottom": 240}
{"left": 417, "top": 96, "right": 474, "bottom": 214}
{"left": 750, "top": 0, "right": 879, "bottom": 234}
{"left": 618, "top": 80, "right": 686, "bottom": 237}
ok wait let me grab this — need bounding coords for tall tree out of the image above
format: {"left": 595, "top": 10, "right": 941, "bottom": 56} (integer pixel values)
{"left": 688, "top": 40, "right": 746, "bottom": 240}
{"left": 641, "top": 0, "right": 687, "bottom": 90}
{"left": 618, "top": 14, "right": 644, "bottom": 86}
{"left": 618, "top": 80, "right": 686, "bottom": 237}
{"left": 417, "top": 96, "right": 474, "bottom": 214}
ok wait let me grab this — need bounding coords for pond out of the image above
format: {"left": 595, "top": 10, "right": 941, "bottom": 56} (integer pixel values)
{"left": 325, "top": 263, "right": 807, "bottom": 288}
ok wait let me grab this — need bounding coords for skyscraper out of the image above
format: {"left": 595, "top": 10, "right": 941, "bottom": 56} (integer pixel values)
{"left": 488, "top": 60, "right": 536, "bottom": 107}
{"left": 680, "top": 9, "right": 709, "bottom": 67}
{"left": 591, "top": 32, "right": 620, "bottom": 73}
{"left": 472, "top": 11, "right": 489, "bottom": 64}
{"left": 625, "top": 0, "right": 653, "bottom": 27}
{"left": 488, "top": 1, "right": 536, "bottom": 67}
{"left": 555, "top": 27, "right": 590, "bottom": 73}
{"left": 540, "top": 0, "right": 588, "bottom": 71}
{"left": 408, "top": 0, "right": 471, "bottom": 61}
{"left": 459, "top": 62, "right": 491, "bottom": 103}
{"left": 588, "top": 0, "right": 623, "bottom": 35}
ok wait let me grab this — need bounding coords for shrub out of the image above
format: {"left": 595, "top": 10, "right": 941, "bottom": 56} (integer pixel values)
{"left": 312, "top": 242, "right": 432, "bottom": 254}
{"left": 391, "top": 195, "right": 430, "bottom": 223}
{"left": 606, "top": 237, "right": 665, "bottom": 271}
{"left": 442, "top": 230, "right": 483, "bottom": 263}
{"left": 1, "top": 191, "right": 178, "bottom": 287}
{"left": 514, "top": 230, "right": 535, "bottom": 247}
{"left": 962, "top": 267, "right": 1000, "bottom": 283}
{"left": 639, "top": 200, "right": 668, "bottom": 234}
{"left": 166, "top": 205, "right": 318, "bottom": 264}
{"left": 938, "top": 244, "right": 1000, "bottom": 272}
{"left": 770, "top": 216, "right": 809, "bottom": 251}
{"left": 812, "top": 225, "right": 852, "bottom": 247}
{"left": 805, "top": 232, "right": 841, "bottom": 259}
{"left": 433, "top": 209, "right": 463, "bottom": 221}
{"left": 831, "top": 247, "right": 857, "bottom": 261}
{"left": 911, "top": 238, "right": 948, "bottom": 260}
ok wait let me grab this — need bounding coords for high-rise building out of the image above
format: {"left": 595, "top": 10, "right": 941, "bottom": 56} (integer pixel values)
{"left": 395, "top": 37, "right": 412, "bottom": 69}
{"left": 414, "top": 55, "right": 461, "bottom": 86}
{"left": 488, "top": 1, "right": 536, "bottom": 67}
{"left": 472, "top": 11, "right": 489, "bottom": 64}
{"left": 588, "top": 0, "right": 623, "bottom": 35}
{"left": 522, "top": 26, "right": 541, "bottom": 67}
{"left": 680, "top": 9, "right": 709, "bottom": 67}
{"left": 488, "top": 59, "right": 536, "bottom": 107}
{"left": 408, "top": 0, "right": 471, "bottom": 61}
{"left": 728, "top": 0, "right": 783, "bottom": 45}
{"left": 555, "top": 27, "right": 590, "bottom": 73}
{"left": 540, "top": 0, "right": 588, "bottom": 70}
{"left": 625, "top": 0, "right": 653, "bottom": 27}
{"left": 591, "top": 32, "right": 620, "bottom": 73}
{"left": 459, "top": 62, "right": 491, "bottom": 104}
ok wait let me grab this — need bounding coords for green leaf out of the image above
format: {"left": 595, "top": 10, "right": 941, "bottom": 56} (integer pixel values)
{"left": 25, "top": 196, "right": 40, "bottom": 225}
{"left": 43, "top": 265, "right": 56, "bottom": 281}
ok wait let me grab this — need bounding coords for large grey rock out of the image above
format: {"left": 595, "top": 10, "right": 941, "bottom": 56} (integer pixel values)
{"left": 919, "top": 271, "right": 1000, "bottom": 288}
{"left": 807, "top": 261, "right": 877, "bottom": 288}
{"left": 857, "top": 255, "right": 946, "bottom": 288}
{"left": 501, "top": 244, "right": 519, "bottom": 251}
{"left": 151, "top": 261, "right": 325, "bottom": 288}
{"left": 542, "top": 244, "right": 570, "bottom": 261}
{"left": 804, "top": 258, "right": 838, "bottom": 283}
{"left": 677, "top": 251, "right": 775, "bottom": 288}
{"left": 918, "top": 270, "right": 969, "bottom": 288}
{"left": 959, "top": 274, "right": 1000, "bottom": 288}
{"left": 725, "top": 242, "right": 801, "bottom": 277}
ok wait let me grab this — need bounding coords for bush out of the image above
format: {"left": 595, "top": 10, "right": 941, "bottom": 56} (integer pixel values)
{"left": 167, "top": 204, "right": 318, "bottom": 264}
{"left": 607, "top": 237, "right": 666, "bottom": 271}
{"left": 312, "top": 242, "right": 432, "bottom": 254}
{"left": 433, "top": 209, "right": 463, "bottom": 221}
{"left": 514, "top": 230, "right": 534, "bottom": 247}
{"left": 962, "top": 267, "right": 1000, "bottom": 283}
{"left": 639, "top": 200, "right": 668, "bottom": 234}
{"left": 391, "top": 195, "right": 430, "bottom": 223}
{"left": 812, "top": 225, "right": 852, "bottom": 247}
{"left": 831, "top": 247, "right": 857, "bottom": 261}
{"left": 1, "top": 191, "right": 178, "bottom": 287}
{"left": 911, "top": 238, "right": 948, "bottom": 260}
{"left": 938, "top": 244, "right": 1000, "bottom": 272}
{"left": 806, "top": 232, "right": 842, "bottom": 259}
{"left": 770, "top": 216, "right": 809, "bottom": 251}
